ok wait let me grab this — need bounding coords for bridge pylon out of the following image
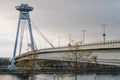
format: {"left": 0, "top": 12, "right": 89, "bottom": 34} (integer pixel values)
{"left": 9, "top": 4, "right": 35, "bottom": 70}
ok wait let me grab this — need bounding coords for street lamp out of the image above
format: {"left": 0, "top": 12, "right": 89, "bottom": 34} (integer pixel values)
{"left": 101, "top": 24, "right": 107, "bottom": 43}
{"left": 68, "top": 34, "right": 72, "bottom": 44}
{"left": 81, "top": 30, "right": 87, "bottom": 44}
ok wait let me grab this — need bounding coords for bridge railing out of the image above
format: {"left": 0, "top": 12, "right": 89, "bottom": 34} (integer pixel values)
{"left": 30, "top": 40, "right": 120, "bottom": 53}
{"left": 80, "top": 40, "right": 120, "bottom": 50}
{"left": 16, "top": 40, "right": 120, "bottom": 59}
{"left": 40, "top": 40, "right": 120, "bottom": 51}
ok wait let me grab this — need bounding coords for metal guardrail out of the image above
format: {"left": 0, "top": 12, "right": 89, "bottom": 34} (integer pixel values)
{"left": 16, "top": 40, "right": 120, "bottom": 59}
{"left": 39, "top": 40, "right": 120, "bottom": 51}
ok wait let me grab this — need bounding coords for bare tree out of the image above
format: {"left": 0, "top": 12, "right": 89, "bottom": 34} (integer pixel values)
{"left": 63, "top": 41, "right": 97, "bottom": 80}
{"left": 15, "top": 50, "right": 40, "bottom": 79}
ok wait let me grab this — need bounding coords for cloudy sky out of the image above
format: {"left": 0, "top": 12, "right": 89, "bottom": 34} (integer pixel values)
{"left": 0, "top": 0, "right": 120, "bottom": 57}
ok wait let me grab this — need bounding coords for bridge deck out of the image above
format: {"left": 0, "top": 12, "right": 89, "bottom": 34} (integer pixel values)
{"left": 16, "top": 40, "right": 120, "bottom": 59}
{"left": 14, "top": 40, "right": 120, "bottom": 73}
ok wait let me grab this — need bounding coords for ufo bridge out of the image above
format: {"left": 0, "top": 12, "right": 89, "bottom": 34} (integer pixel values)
{"left": 9, "top": 4, "right": 120, "bottom": 73}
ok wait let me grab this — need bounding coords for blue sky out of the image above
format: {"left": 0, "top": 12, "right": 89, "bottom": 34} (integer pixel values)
{"left": 0, "top": 0, "right": 120, "bottom": 57}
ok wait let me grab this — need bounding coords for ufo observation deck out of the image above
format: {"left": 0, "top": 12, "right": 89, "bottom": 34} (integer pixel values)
{"left": 15, "top": 4, "right": 33, "bottom": 12}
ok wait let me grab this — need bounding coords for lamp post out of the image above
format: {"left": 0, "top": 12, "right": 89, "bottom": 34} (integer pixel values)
{"left": 81, "top": 30, "right": 87, "bottom": 44}
{"left": 101, "top": 24, "right": 107, "bottom": 43}
{"left": 68, "top": 34, "right": 72, "bottom": 44}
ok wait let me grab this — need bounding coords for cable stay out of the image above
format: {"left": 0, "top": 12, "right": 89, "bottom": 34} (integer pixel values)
{"left": 31, "top": 21, "right": 55, "bottom": 48}
{"left": 17, "top": 19, "right": 55, "bottom": 55}
{"left": 18, "top": 20, "right": 38, "bottom": 55}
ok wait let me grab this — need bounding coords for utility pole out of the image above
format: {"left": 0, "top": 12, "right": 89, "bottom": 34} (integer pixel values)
{"left": 81, "top": 30, "right": 87, "bottom": 44}
{"left": 101, "top": 24, "right": 107, "bottom": 43}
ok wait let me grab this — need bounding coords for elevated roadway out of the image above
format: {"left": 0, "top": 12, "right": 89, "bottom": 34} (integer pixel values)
{"left": 16, "top": 40, "right": 120, "bottom": 62}
{"left": 14, "top": 40, "right": 120, "bottom": 73}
